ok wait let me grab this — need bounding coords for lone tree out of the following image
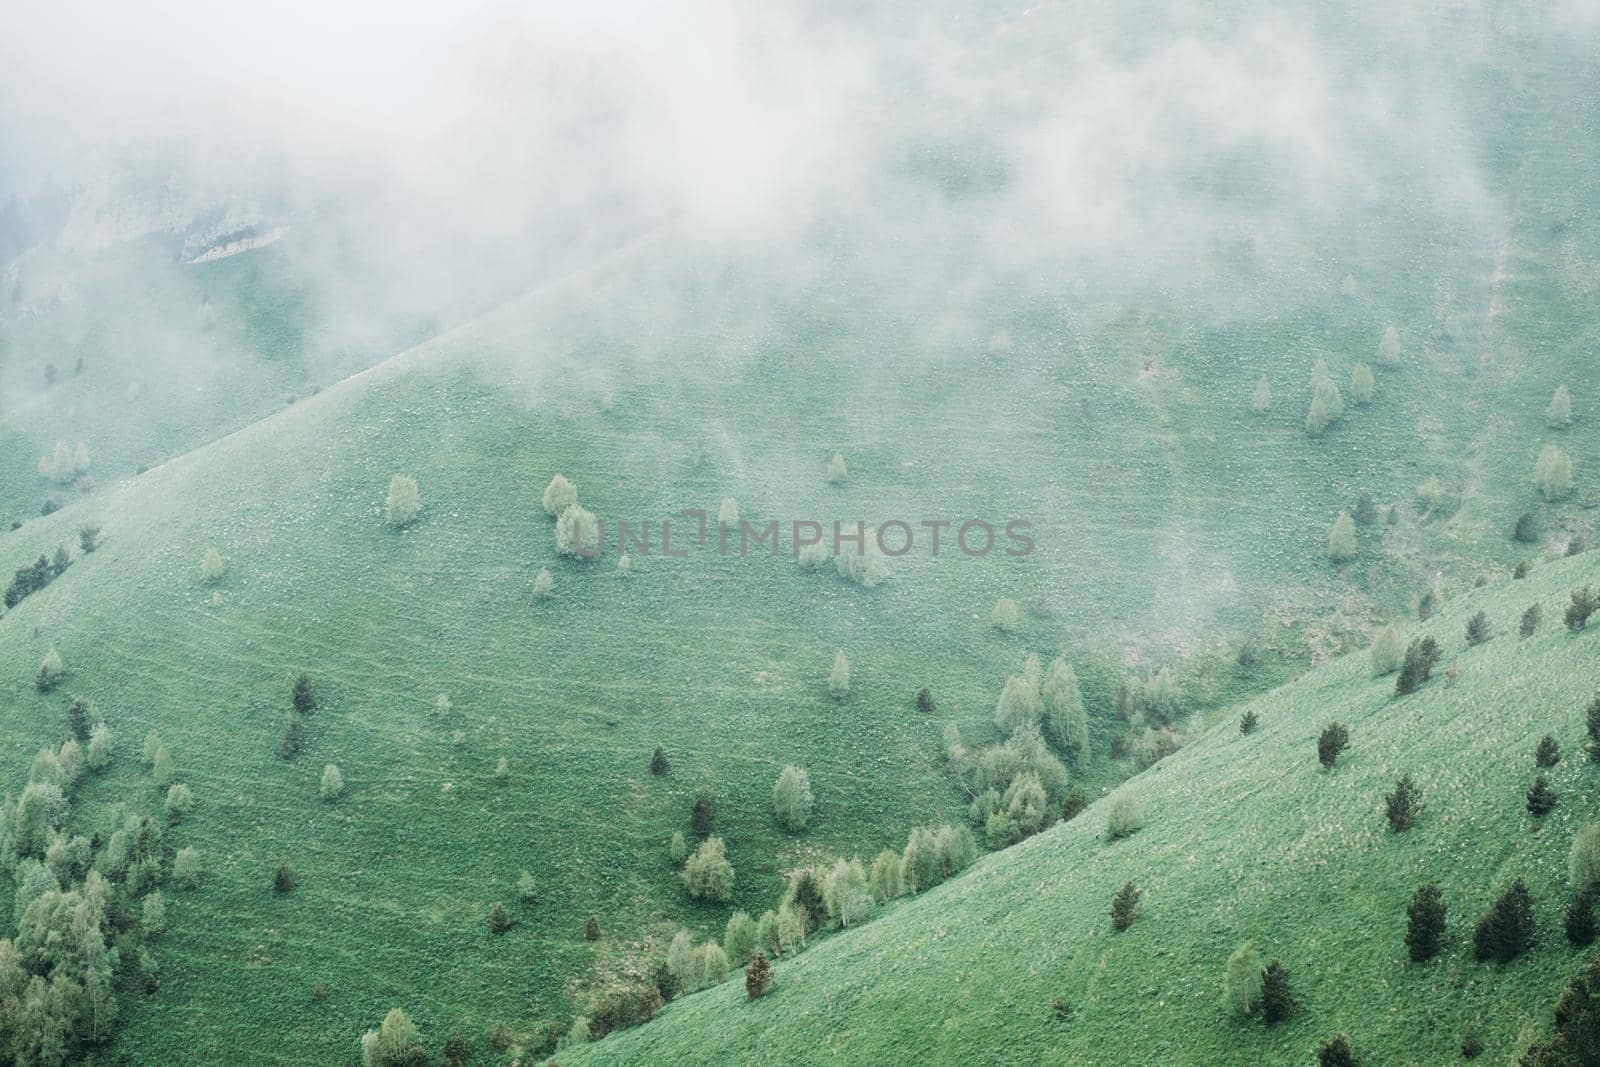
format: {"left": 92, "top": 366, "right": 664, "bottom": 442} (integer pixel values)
{"left": 991, "top": 597, "right": 1021, "bottom": 633}
{"left": 1350, "top": 363, "right": 1374, "bottom": 405}
{"left": 1406, "top": 883, "right": 1447, "bottom": 962}
{"left": 772, "top": 765, "right": 814, "bottom": 832}
{"left": 36, "top": 648, "right": 63, "bottom": 692}
{"left": 916, "top": 686, "right": 935, "bottom": 713}
{"left": 293, "top": 673, "right": 318, "bottom": 713}
{"left": 274, "top": 859, "right": 296, "bottom": 893}
{"left": 279, "top": 709, "right": 303, "bottom": 760}
{"left": 681, "top": 836, "right": 735, "bottom": 902}
{"left": 1111, "top": 882, "right": 1141, "bottom": 932}
{"left": 1386, "top": 774, "right": 1421, "bottom": 832}
{"left": 1370, "top": 625, "right": 1405, "bottom": 676}
{"left": 1465, "top": 611, "right": 1491, "bottom": 646}
{"left": 1536, "top": 444, "right": 1574, "bottom": 501}
{"left": 1240, "top": 709, "right": 1259, "bottom": 735}
{"left": 1260, "top": 961, "right": 1294, "bottom": 1026}
{"left": 1536, "top": 735, "right": 1561, "bottom": 768}
{"left": 385, "top": 474, "right": 421, "bottom": 528}
{"left": 745, "top": 951, "right": 772, "bottom": 1000}
{"left": 690, "top": 787, "right": 716, "bottom": 836}
{"left": 828, "top": 651, "right": 851, "bottom": 699}
{"left": 489, "top": 902, "right": 512, "bottom": 935}
{"left": 320, "top": 764, "right": 344, "bottom": 801}
{"left": 1225, "top": 941, "right": 1264, "bottom": 1016}
{"left": 1527, "top": 774, "right": 1558, "bottom": 816}
{"left": 1548, "top": 384, "right": 1573, "bottom": 428}
{"left": 1327, "top": 512, "right": 1357, "bottom": 562}
{"left": 650, "top": 746, "right": 669, "bottom": 775}
{"left": 1473, "top": 879, "right": 1535, "bottom": 963}
{"left": 585, "top": 915, "right": 601, "bottom": 940}
{"left": 1318, "top": 722, "right": 1350, "bottom": 768}
{"left": 1514, "top": 511, "right": 1539, "bottom": 543}
{"left": 1396, "top": 636, "right": 1442, "bottom": 695}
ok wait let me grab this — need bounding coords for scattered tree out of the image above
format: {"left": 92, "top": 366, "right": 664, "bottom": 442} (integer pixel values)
{"left": 1106, "top": 791, "right": 1142, "bottom": 841}
{"left": 1316, "top": 1034, "right": 1353, "bottom": 1067}
{"left": 1350, "top": 363, "right": 1374, "bottom": 405}
{"left": 534, "top": 566, "right": 554, "bottom": 599}
{"left": 175, "top": 848, "right": 202, "bottom": 889}
{"left": 489, "top": 902, "right": 512, "bottom": 935}
{"left": 772, "top": 765, "right": 814, "bottom": 832}
{"left": 1518, "top": 956, "right": 1600, "bottom": 1066}
{"left": 1386, "top": 774, "right": 1421, "bottom": 832}
{"left": 321, "top": 763, "right": 345, "bottom": 801}
{"left": 78, "top": 524, "right": 101, "bottom": 553}
{"left": 1396, "top": 636, "right": 1442, "bottom": 695}
{"left": 990, "top": 597, "right": 1021, "bottom": 633}
{"left": 542, "top": 474, "right": 578, "bottom": 517}
{"left": 1565, "top": 586, "right": 1598, "bottom": 631}
{"left": 385, "top": 474, "right": 420, "bottom": 528}
{"left": 1251, "top": 375, "right": 1271, "bottom": 414}
{"left": 1522, "top": 603, "right": 1543, "bottom": 637}
{"left": 1353, "top": 493, "right": 1378, "bottom": 525}
{"left": 274, "top": 859, "right": 296, "bottom": 893}
{"left": 1548, "top": 384, "right": 1573, "bottom": 428}
{"left": 1528, "top": 774, "right": 1558, "bottom": 816}
{"left": 1369, "top": 625, "right": 1405, "bottom": 675}
{"left": 1377, "top": 325, "right": 1401, "bottom": 366}
{"left": 1225, "top": 941, "right": 1264, "bottom": 1016}
{"left": 361, "top": 1008, "right": 426, "bottom": 1067}
{"left": 716, "top": 498, "right": 739, "bottom": 528}
{"left": 1305, "top": 378, "right": 1345, "bottom": 435}
{"left": 1406, "top": 883, "right": 1447, "bottom": 962}
{"left": 1465, "top": 610, "right": 1491, "bottom": 646}
{"left": 828, "top": 651, "right": 851, "bottom": 699}
{"left": 1536, "top": 444, "right": 1574, "bottom": 501}
{"left": 142, "top": 890, "right": 167, "bottom": 940}
{"left": 744, "top": 952, "right": 771, "bottom": 1000}
{"left": 690, "top": 787, "right": 716, "bottom": 837}
{"left": 1327, "top": 511, "right": 1357, "bottom": 562}
{"left": 1240, "top": 709, "right": 1259, "bottom": 735}
{"left": 165, "top": 783, "right": 193, "bottom": 822}
{"left": 1111, "top": 882, "right": 1141, "bottom": 932}
{"left": 293, "top": 672, "right": 318, "bottom": 713}
{"left": 585, "top": 915, "right": 601, "bottom": 941}
{"left": 1261, "top": 961, "right": 1294, "bottom": 1025}
{"left": 826, "top": 452, "right": 848, "bottom": 484}
{"left": 1418, "top": 590, "right": 1438, "bottom": 621}
{"left": 555, "top": 505, "right": 600, "bottom": 557}
{"left": 1572, "top": 823, "right": 1600, "bottom": 889}
{"left": 1515, "top": 511, "right": 1540, "bottom": 543}
{"left": 1536, "top": 735, "right": 1561, "bottom": 768}
{"left": 279, "top": 709, "right": 303, "bottom": 760}
{"left": 86, "top": 722, "right": 112, "bottom": 772}
{"left": 1473, "top": 879, "right": 1535, "bottom": 962}
{"left": 1565, "top": 887, "right": 1596, "bottom": 948}
{"left": 917, "top": 686, "right": 935, "bottom": 713}
{"left": 153, "top": 745, "right": 175, "bottom": 786}
{"left": 869, "top": 850, "right": 902, "bottom": 902}
{"left": 724, "top": 911, "right": 757, "bottom": 964}
{"left": 517, "top": 871, "right": 537, "bottom": 908}
{"left": 681, "top": 836, "right": 734, "bottom": 902}
{"left": 35, "top": 648, "right": 63, "bottom": 692}
{"left": 650, "top": 746, "right": 669, "bottom": 775}
{"left": 1318, "top": 722, "right": 1350, "bottom": 768}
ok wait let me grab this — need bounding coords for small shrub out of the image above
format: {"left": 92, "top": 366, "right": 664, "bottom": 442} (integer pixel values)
{"left": 1369, "top": 625, "right": 1405, "bottom": 675}
{"left": 174, "top": 847, "right": 202, "bottom": 889}
{"left": 1386, "top": 774, "right": 1420, "bottom": 832}
{"left": 585, "top": 915, "right": 601, "bottom": 941}
{"left": 542, "top": 474, "right": 578, "bottom": 517}
{"left": 1327, "top": 511, "right": 1357, "bottom": 562}
{"left": 35, "top": 648, "right": 63, "bottom": 692}
{"left": 1465, "top": 611, "right": 1491, "bottom": 646}
{"left": 1052, "top": 996, "right": 1075, "bottom": 1022}
{"left": 490, "top": 902, "right": 512, "bottom": 935}
{"left": 916, "top": 686, "right": 935, "bottom": 712}
{"left": 1515, "top": 559, "right": 1532, "bottom": 579}
{"left": 78, "top": 523, "right": 101, "bottom": 553}
{"left": 293, "top": 672, "right": 318, "bottom": 713}
{"left": 1527, "top": 774, "right": 1558, "bottom": 816}
{"left": 1417, "top": 590, "right": 1439, "bottom": 621}
{"left": 1406, "top": 883, "right": 1447, "bottom": 962}
{"left": 1111, "top": 882, "right": 1141, "bottom": 932}
{"left": 1061, "top": 785, "right": 1087, "bottom": 821}
{"left": 1522, "top": 603, "right": 1542, "bottom": 636}
{"left": 518, "top": 871, "right": 537, "bottom": 907}
{"left": 1548, "top": 384, "right": 1574, "bottom": 427}
{"left": 534, "top": 566, "right": 554, "bottom": 599}
{"left": 1350, "top": 363, "right": 1374, "bottom": 405}
{"left": 1460, "top": 1032, "right": 1484, "bottom": 1059}
{"left": 165, "top": 783, "right": 193, "bottom": 822}
{"left": 1240, "top": 710, "right": 1259, "bottom": 735}
{"left": 1536, "top": 735, "right": 1561, "bottom": 768}
{"left": 650, "top": 746, "right": 669, "bottom": 775}
{"left": 1378, "top": 324, "right": 1401, "bottom": 365}
{"left": 1514, "top": 511, "right": 1540, "bottom": 543}
{"left": 668, "top": 831, "right": 688, "bottom": 864}
{"left": 1318, "top": 722, "right": 1350, "bottom": 768}
{"left": 1352, "top": 493, "right": 1378, "bottom": 525}
{"left": 826, "top": 452, "right": 848, "bottom": 484}
{"left": 1473, "top": 879, "right": 1535, "bottom": 962}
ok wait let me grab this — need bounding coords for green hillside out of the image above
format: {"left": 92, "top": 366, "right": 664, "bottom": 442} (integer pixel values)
{"left": 566, "top": 547, "right": 1600, "bottom": 1065}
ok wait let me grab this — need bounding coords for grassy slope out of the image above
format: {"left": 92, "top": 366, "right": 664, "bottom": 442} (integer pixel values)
{"left": 569, "top": 547, "right": 1600, "bottom": 1066}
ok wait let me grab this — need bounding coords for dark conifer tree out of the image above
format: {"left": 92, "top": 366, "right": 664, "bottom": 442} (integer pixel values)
{"left": 1261, "top": 961, "right": 1294, "bottom": 1025}
{"left": 1473, "top": 880, "right": 1535, "bottom": 963}
{"left": 1111, "top": 882, "right": 1141, "bottom": 932}
{"left": 1405, "top": 883, "right": 1446, "bottom": 962}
